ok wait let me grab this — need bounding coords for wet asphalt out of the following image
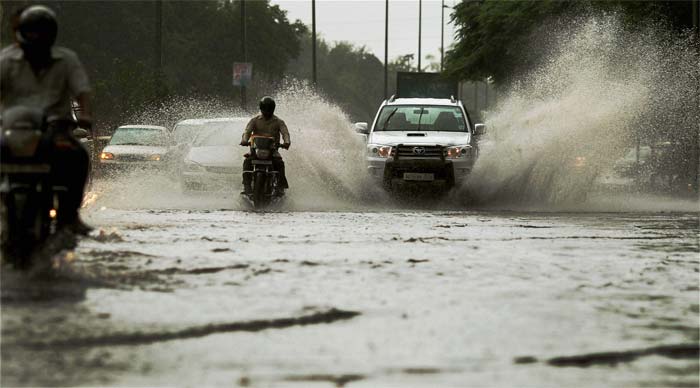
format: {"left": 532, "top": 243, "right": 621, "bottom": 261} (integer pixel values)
{"left": 1, "top": 204, "right": 698, "bottom": 387}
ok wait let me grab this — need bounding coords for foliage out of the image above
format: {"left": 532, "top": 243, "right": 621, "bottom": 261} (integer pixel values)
{"left": 445, "top": 0, "right": 698, "bottom": 85}
{"left": 1, "top": 0, "right": 304, "bottom": 129}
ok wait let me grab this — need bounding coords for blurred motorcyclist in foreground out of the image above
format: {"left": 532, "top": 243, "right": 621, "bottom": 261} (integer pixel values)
{"left": 239, "top": 96, "right": 291, "bottom": 195}
{"left": 0, "top": 5, "right": 93, "bottom": 235}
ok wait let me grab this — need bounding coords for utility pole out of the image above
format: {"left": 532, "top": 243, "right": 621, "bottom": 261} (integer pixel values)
{"left": 155, "top": 0, "right": 163, "bottom": 97}
{"left": 312, "top": 0, "right": 317, "bottom": 85}
{"left": 240, "top": 0, "right": 247, "bottom": 110}
{"left": 440, "top": 0, "right": 444, "bottom": 72}
{"left": 384, "top": 0, "right": 388, "bottom": 99}
{"left": 417, "top": 0, "right": 422, "bottom": 72}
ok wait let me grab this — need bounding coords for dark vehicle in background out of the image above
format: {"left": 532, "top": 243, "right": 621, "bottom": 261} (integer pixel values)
{"left": 99, "top": 125, "right": 171, "bottom": 175}
{"left": 180, "top": 118, "right": 248, "bottom": 192}
{"left": 241, "top": 137, "right": 286, "bottom": 209}
{"left": 0, "top": 107, "right": 81, "bottom": 267}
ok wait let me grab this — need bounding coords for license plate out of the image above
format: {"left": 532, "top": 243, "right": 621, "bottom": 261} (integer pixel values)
{"left": 403, "top": 172, "right": 434, "bottom": 181}
{"left": 252, "top": 160, "right": 273, "bottom": 165}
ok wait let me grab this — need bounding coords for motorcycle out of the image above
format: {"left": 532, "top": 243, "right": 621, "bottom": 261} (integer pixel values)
{"left": 0, "top": 106, "right": 78, "bottom": 268}
{"left": 241, "top": 136, "right": 286, "bottom": 210}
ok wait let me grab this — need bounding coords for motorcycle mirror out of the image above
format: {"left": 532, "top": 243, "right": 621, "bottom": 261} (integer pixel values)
{"left": 73, "top": 127, "right": 89, "bottom": 139}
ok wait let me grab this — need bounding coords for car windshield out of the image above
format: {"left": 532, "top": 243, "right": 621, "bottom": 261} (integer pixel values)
{"left": 109, "top": 127, "right": 168, "bottom": 146}
{"left": 192, "top": 122, "right": 246, "bottom": 146}
{"left": 172, "top": 123, "right": 204, "bottom": 144}
{"left": 374, "top": 105, "right": 468, "bottom": 132}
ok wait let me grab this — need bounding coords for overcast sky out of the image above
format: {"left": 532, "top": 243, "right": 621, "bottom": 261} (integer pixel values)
{"left": 271, "top": 0, "right": 458, "bottom": 70}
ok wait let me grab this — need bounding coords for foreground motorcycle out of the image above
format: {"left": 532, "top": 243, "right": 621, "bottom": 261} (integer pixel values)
{"left": 0, "top": 106, "right": 76, "bottom": 268}
{"left": 241, "top": 136, "right": 285, "bottom": 210}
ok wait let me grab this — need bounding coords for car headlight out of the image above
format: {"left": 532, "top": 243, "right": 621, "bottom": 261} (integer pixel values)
{"left": 185, "top": 160, "right": 205, "bottom": 172}
{"left": 149, "top": 154, "right": 162, "bottom": 161}
{"left": 445, "top": 145, "right": 472, "bottom": 159}
{"left": 100, "top": 152, "right": 114, "bottom": 160}
{"left": 367, "top": 144, "right": 394, "bottom": 158}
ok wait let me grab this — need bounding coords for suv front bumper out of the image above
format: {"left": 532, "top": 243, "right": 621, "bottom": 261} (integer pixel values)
{"left": 367, "top": 156, "right": 473, "bottom": 189}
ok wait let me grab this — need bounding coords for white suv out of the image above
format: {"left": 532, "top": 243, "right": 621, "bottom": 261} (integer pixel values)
{"left": 356, "top": 97, "right": 485, "bottom": 191}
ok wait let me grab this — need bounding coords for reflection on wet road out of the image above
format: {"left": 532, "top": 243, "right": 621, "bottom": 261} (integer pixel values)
{"left": 2, "top": 209, "right": 698, "bottom": 387}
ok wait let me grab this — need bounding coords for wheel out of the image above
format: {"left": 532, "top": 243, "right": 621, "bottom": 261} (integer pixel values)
{"left": 253, "top": 171, "right": 267, "bottom": 209}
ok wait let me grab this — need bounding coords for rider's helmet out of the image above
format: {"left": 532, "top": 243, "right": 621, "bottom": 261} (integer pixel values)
{"left": 259, "top": 96, "right": 276, "bottom": 118}
{"left": 16, "top": 5, "right": 58, "bottom": 49}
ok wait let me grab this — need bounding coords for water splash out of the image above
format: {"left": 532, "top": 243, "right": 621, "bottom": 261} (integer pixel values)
{"left": 85, "top": 81, "right": 382, "bottom": 211}
{"left": 465, "top": 16, "right": 699, "bottom": 210}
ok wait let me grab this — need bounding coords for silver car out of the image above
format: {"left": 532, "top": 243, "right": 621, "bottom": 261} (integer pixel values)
{"left": 99, "top": 125, "right": 171, "bottom": 175}
{"left": 180, "top": 118, "right": 249, "bottom": 192}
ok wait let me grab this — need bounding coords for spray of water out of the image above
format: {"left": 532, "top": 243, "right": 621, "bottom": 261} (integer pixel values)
{"left": 464, "top": 15, "right": 699, "bottom": 210}
{"left": 86, "top": 15, "right": 697, "bottom": 213}
{"left": 85, "top": 81, "right": 385, "bottom": 212}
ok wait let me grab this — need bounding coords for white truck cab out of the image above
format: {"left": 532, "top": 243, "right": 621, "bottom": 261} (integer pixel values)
{"left": 356, "top": 96, "right": 485, "bottom": 191}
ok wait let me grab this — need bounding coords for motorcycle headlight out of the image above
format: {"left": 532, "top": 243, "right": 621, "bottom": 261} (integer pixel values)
{"left": 149, "top": 154, "right": 162, "bottom": 161}
{"left": 445, "top": 145, "right": 472, "bottom": 159}
{"left": 185, "top": 160, "right": 205, "bottom": 172}
{"left": 368, "top": 144, "right": 394, "bottom": 158}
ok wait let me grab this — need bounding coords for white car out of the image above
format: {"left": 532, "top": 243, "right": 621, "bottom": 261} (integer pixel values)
{"left": 356, "top": 97, "right": 485, "bottom": 191}
{"left": 180, "top": 118, "right": 249, "bottom": 192}
{"left": 99, "top": 125, "right": 171, "bottom": 174}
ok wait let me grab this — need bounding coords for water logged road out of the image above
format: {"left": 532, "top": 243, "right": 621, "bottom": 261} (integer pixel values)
{"left": 2, "top": 199, "right": 698, "bottom": 387}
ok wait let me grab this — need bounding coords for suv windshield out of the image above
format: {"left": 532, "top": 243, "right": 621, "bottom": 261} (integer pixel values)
{"left": 375, "top": 105, "right": 467, "bottom": 132}
{"left": 110, "top": 128, "right": 168, "bottom": 146}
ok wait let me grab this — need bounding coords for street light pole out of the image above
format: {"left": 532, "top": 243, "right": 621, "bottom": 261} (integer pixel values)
{"left": 417, "top": 0, "right": 422, "bottom": 72}
{"left": 312, "top": 0, "right": 317, "bottom": 85}
{"left": 440, "top": 0, "right": 444, "bottom": 72}
{"left": 384, "top": 0, "right": 389, "bottom": 99}
{"left": 240, "top": 0, "right": 247, "bottom": 110}
{"left": 155, "top": 0, "right": 162, "bottom": 96}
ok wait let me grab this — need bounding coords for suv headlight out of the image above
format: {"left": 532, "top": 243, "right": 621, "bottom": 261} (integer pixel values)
{"left": 445, "top": 145, "right": 472, "bottom": 159}
{"left": 367, "top": 144, "right": 394, "bottom": 158}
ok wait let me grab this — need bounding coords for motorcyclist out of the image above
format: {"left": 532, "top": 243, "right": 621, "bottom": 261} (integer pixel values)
{"left": 0, "top": 5, "right": 93, "bottom": 235}
{"left": 240, "top": 96, "right": 290, "bottom": 195}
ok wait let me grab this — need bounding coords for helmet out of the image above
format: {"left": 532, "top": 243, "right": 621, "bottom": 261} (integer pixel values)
{"left": 259, "top": 96, "right": 275, "bottom": 117}
{"left": 16, "top": 5, "right": 58, "bottom": 48}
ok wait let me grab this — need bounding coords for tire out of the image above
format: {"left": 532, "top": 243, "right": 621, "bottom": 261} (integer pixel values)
{"left": 253, "top": 171, "right": 267, "bottom": 209}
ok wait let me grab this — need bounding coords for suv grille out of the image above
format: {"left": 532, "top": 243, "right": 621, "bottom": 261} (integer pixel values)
{"left": 396, "top": 145, "right": 443, "bottom": 158}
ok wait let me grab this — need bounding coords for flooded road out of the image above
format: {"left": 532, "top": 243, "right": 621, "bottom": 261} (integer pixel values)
{"left": 2, "top": 200, "right": 698, "bottom": 387}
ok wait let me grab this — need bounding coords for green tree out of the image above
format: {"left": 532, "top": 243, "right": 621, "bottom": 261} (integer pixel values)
{"left": 444, "top": 0, "right": 697, "bottom": 85}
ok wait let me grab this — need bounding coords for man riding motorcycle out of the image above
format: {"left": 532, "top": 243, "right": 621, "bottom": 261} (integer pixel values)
{"left": 0, "top": 5, "right": 93, "bottom": 235}
{"left": 240, "top": 96, "right": 291, "bottom": 195}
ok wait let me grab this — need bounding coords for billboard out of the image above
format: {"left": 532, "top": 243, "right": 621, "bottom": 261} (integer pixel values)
{"left": 233, "top": 62, "right": 253, "bottom": 87}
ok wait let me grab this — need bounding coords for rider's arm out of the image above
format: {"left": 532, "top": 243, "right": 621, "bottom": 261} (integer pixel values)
{"left": 279, "top": 119, "right": 291, "bottom": 146}
{"left": 66, "top": 50, "right": 93, "bottom": 131}
{"left": 242, "top": 117, "right": 256, "bottom": 143}
{"left": 76, "top": 92, "right": 93, "bottom": 131}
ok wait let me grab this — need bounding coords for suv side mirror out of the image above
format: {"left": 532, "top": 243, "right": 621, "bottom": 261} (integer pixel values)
{"left": 474, "top": 123, "right": 486, "bottom": 136}
{"left": 354, "top": 122, "right": 369, "bottom": 135}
